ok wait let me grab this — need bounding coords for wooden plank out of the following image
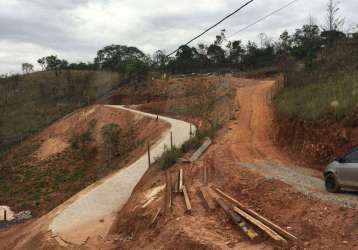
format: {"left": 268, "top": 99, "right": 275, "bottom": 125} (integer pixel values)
{"left": 182, "top": 185, "right": 192, "bottom": 213}
{"left": 164, "top": 171, "right": 172, "bottom": 214}
{"left": 216, "top": 198, "right": 258, "bottom": 240}
{"left": 203, "top": 166, "right": 208, "bottom": 186}
{"left": 173, "top": 172, "right": 179, "bottom": 193}
{"left": 151, "top": 208, "right": 161, "bottom": 225}
{"left": 199, "top": 186, "right": 216, "bottom": 210}
{"left": 214, "top": 187, "right": 298, "bottom": 243}
{"left": 167, "top": 171, "right": 172, "bottom": 209}
{"left": 232, "top": 206, "right": 287, "bottom": 245}
{"left": 189, "top": 137, "right": 212, "bottom": 162}
{"left": 179, "top": 169, "right": 183, "bottom": 192}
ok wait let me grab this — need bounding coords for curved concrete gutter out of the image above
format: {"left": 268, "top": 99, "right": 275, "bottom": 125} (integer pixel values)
{"left": 49, "top": 105, "right": 195, "bottom": 245}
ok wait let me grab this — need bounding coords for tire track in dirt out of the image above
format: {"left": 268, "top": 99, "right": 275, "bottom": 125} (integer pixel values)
{"left": 227, "top": 77, "right": 358, "bottom": 207}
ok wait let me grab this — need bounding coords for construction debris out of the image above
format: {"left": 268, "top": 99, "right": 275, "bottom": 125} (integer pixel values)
{"left": 232, "top": 206, "right": 287, "bottom": 245}
{"left": 178, "top": 169, "right": 183, "bottom": 192}
{"left": 14, "top": 210, "right": 32, "bottom": 221}
{"left": 214, "top": 187, "right": 299, "bottom": 244}
{"left": 189, "top": 137, "right": 212, "bottom": 162}
{"left": 0, "top": 206, "right": 15, "bottom": 221}
{"left": 151, "top": 208, "right": 161, "bottom": 225}
{"left": 215, "top": 198, "right": 258, "bottom": 240}
{"left": 199, "top": 186, "right": 216, "bottom": 211}
{"left": 164, "top": 171, "right": 172, "bottom": 214}
{"left": 182, "top": 185, "right": 192, "bottom": 213}
{"left": 203, "top": 165, "right": 208, "bottom": 186}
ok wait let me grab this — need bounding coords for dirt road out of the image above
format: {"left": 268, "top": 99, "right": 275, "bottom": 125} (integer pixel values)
{"left": 106, "top": 77, "right": 357, "bottom": 250}
{"left": 222, "top": 78, "right": 358, "bottom": 207}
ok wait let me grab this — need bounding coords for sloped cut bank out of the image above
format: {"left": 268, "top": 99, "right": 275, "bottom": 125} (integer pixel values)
{"left": 49, "top": 105, "right": 195, "bottom": 245}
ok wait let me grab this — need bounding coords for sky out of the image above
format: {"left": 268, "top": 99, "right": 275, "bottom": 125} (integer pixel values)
{"left": 0, "top": 0, "right": 357, "bottom": 74}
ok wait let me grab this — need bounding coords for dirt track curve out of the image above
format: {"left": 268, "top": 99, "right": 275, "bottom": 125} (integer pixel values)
{"left": 223, "top": 78, "right": 358, "bottom": 207}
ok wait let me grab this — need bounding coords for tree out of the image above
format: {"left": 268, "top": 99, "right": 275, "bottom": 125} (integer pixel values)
{"left": 37, "top": 58, "right": 46, "bottom": 71}
{"left": 22, "top": 63, "right": 34, "bottom": 74}
{"left": 101, "top": 123, "right": 122, "bottom": 166}
{"left": 277, "top": 30, "right": 292, "bottom": 55}
{"left": 291, "top": 21, "right": 322, "bottom": 68}
{"left": 169, "top": 45, "right": 200, "bottom": 73}
{"left": 185, "top": 80, "right": 225, "bottom": 129}
{"left": 124, "top": 58, "right": 150, "bottom": 87}
{"left": 37, "top": 55, "right": 68, "bottom": 71}
{"left": 94, "top": 45, "right": 148, "bottom": 72}
{"left": 324, "top": 0, "right": 345, "bottom": 32}
{"left": 227, "top": 40, "right": 244, "bottom": 66}
{"left": 321, "top": 1, "right": 346, "bottom": 47}
{"left": 152, "top": 50, "right": 168, "bottom": 73}
{"left": 207, "top": 44, "right": 226, "bottom": 66}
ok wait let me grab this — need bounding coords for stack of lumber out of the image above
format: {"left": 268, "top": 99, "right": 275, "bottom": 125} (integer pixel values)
{"left": 212, "top": 187, "right": 300, "bottom": 247}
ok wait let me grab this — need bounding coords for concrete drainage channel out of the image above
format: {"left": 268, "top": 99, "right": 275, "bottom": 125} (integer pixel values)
{"left": 0, "top": 206, "right": 32, "bottom": 229}
{"left": 49, "top": 105, "right": 196, "bottom": 245}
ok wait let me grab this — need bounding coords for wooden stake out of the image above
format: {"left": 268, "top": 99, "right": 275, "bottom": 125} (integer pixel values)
{"left": 173, "top": 172, "right": 179, "bottom": 193}
{"left": 170, "top": 131, "right": 173, "bottom": 150}
{"left": 147, "top": 143, "right": 151, "bottom": 167}
{"left": 204, "top": 166, "right": 208, "bottom": 186}
{"left": 164, "top": 171, "right": 172, "bottom": 214}
{"left": 182, "top": 185, "right": 192, "bottom": 213}
{"left": 151, "top": 208, "right": 161, "bottom": 225}
{"left": 214, "top": 187, "right": 298, "bottom": 243}
{"left": 3, "top": 210, "right": 6, "bottom": 221}
{"left": 179, "top": 169, "right": 183, "bottom": 192}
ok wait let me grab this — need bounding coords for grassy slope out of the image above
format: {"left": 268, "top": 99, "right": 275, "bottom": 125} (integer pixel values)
{"left": 275, "top": 71, "right": 358, "bottom": 122}
{"left": 0, "top": 70, "right": 121, "bottom": 152}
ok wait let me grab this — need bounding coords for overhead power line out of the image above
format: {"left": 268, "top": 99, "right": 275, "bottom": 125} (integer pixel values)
{"left": 227, "top": 0, "right": 300, "bottom": 39}
{"left": 166, "top": 0, "right": 255, "bottom": 57}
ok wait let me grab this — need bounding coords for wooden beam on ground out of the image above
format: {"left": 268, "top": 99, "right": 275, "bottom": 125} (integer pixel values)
{"left": 173, "top": 172, "right": 179, "bottom": 194}
{"left": 179, "top": 169, "right": 183, "bottom": 192}
{"left": 189, "top": 137, "right": 212, "bottom": 162}
{"left": 164, "top": 171, "right": 172, "bottom": 214}
{"left": 203, "top": 166, "right": 208, "bottom": 186}
{"left": 216, "top": 198, "right": 258, "bottom": 240}
{"left": 182, "top": 185, "right": 192, "bottom": 213}
{"left": 199, "top": 186, "right": 216, "bottom": 210}
{"left": 214, "top": 187, "right": 298, "bottom": 243}
{"left": 151, "top": 208, "right": 161, "bottom": 225}
{"left": 232, "top": 206, "right": 287, "bottom": 245}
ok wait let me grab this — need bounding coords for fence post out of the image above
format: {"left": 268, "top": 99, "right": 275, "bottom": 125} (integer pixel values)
{"left": 147, "top": 143, "right": 151, "bottom": 167}
{"left": 3, "top": 210, "right": 6, "bottom": 221}
{"left": 170, "top": 132, "right": 173, "bottom": 150}
{"left": 190, "top": 124, "right": 192, "bottom": 137}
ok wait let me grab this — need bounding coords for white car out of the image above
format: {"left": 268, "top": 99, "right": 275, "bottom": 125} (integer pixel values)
{"left": 324, "top": 147, "right": 358, "bottom": 193}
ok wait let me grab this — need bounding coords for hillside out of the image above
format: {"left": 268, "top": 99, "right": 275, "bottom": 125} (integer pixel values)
{"left": 0, "top": 70, "right": 121, "bottom": 153}
{"left": 273, "top": 40, "right": 358, "bottom": 166}
{"left": 0, "top": 104, "right": 168, "bottom": 216}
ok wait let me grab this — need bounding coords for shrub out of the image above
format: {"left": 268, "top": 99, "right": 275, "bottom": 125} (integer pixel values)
{"left": 157, "top": 146, "right": 181, "bottom": 170}
{"left": 70, "top": 131, "right": 92, "bottom": 150}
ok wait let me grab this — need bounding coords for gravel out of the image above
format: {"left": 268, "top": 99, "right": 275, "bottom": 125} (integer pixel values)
{"left": 237, "top": 161, "right": 358, "bottom": 208}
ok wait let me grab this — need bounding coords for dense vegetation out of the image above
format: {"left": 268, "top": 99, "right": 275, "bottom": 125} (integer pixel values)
{"left": 0, "top": 71, "right": 121, "bottom": 152}
{"left": 274, "top": 2, "right": 358, "bottom": 122}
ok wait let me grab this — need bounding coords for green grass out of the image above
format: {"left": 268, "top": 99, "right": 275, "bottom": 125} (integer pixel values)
{"left": 275, "top": 71, "right": 358, "bottom": 122}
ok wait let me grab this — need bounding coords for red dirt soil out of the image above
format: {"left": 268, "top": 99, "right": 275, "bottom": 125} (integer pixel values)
{"left": 1, "top": 77, "right": 357, "bottom": 250}
{"left": 274, "top": 118, "right": 358, "bottom": 169}
{"left": 102, "top": 78, "right": 357, "bottom": 250}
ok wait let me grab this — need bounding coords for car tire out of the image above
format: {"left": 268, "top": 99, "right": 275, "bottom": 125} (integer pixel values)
{"left": 325, "top": 173, "right": 340, "bottom": 193}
